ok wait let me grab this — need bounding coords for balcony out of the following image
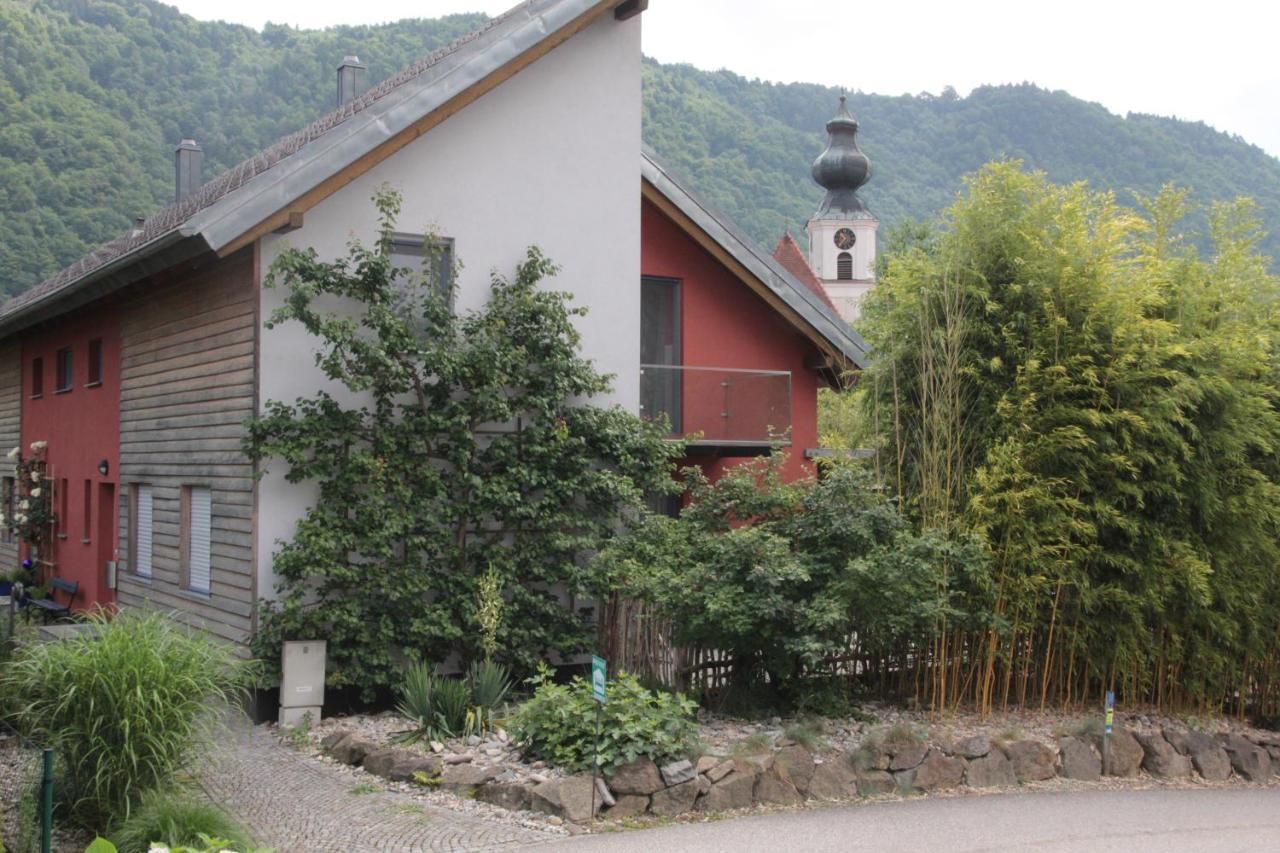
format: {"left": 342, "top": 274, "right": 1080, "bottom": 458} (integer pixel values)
{"left": 639, "top": 364, "right": 791, "bottom": 450}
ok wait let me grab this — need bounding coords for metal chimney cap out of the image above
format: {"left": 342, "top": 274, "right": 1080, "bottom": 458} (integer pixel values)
{"left": 339, "top": 55, "right": 366, "bottom": 68}
{"left": 176, "top": 138, "right": 202, "bottom": 151}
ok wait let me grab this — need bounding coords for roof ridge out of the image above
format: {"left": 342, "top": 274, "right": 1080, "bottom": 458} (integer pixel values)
{"left": 1, "top": 1, "right": 538, "bottom": 320}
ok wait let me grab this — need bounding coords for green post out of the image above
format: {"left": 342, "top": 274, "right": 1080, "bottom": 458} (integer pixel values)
{"left": 41, "top": 747, "right": 53, "bottom": 853}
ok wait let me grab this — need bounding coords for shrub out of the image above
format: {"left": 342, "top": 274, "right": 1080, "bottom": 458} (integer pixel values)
{"left": 107, "top": 790, "right": 255, "bottom": 853}
{"left": 2, "top": 610, "right": 253, "bottom": 828}
{"left": 249, "top": 191, "right": 684, "bottom": 698}
{"left": 394, "top": 660, "right": 513, "bottom": 742}
{"left": 510, "top": 666, "right": 697, "bottom": 774}
{"left": 595, "top": 459, "right": 983, "bottom": 704}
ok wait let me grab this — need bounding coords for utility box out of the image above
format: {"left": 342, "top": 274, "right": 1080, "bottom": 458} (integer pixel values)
{"left": 279, "top": 640, "right": 326, "bottom": 727}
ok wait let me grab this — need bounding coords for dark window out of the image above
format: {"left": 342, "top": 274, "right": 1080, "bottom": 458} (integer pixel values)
{"left": 2, "top": 477, "right": 14, "bottom": 544}
{"left": 87, "top": 339, "right": 103, "bottom": 386}
{"left": 57, "top": 478, "right": 68, "bottom": 539}
{"left": 837, "top": 252, "right": 853, "bottom": 281}
{"left": 30, "top": 358, "right": 43, "bottom": 398}
{"left": 640, "top": 276, "right": 682, "bottom": 433}
{"left": 388, "top": 233, "right": 454, "bottom": 310}
{"left": 82, "top": 479, "right": 91, "bottom": 543}
{"left": 55, "top": 347, "right": 72, "bottom": 392}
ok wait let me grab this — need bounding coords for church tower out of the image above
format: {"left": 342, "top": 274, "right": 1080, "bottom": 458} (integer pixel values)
{"left": 805, "top": 96, "right": 878, "bottom": 322}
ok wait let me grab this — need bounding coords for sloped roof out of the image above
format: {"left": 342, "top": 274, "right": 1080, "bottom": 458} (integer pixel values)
{"left": 640, "top": 149, "right": 869, "bottom": 370}
{"left": 772, "top": 231, "right": 840, "bottom": 314}
{"left": 0, "top": 0, "right": 622, "bottom": 334}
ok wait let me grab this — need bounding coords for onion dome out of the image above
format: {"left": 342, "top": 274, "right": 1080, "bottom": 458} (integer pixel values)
{"left": 811, "top": 96, "right": 873, "bottom": 220}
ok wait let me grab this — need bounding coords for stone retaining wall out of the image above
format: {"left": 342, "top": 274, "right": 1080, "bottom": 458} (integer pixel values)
{"left": 319, "top": 726, "right": 1280, "bottom": 824}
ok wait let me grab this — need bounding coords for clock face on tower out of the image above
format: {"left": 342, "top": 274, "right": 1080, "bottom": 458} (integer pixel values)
{"left": 834, "top": 228, "right": 856, "bottom": 250}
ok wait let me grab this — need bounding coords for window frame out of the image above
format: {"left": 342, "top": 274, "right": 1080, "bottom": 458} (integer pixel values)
{"left": 388, "top": 232, "right": 455, "bottom": 310}
{"left": 86, "top": 338, "right": 103, "bottom": 387}
{"left": 180, "top": 485, "right": 212, "bottom": 595}
{"left": 130, "top": 483, "right": 154, "bottom": 579}
{"left": 54, "top": 347, "right": 73, "bottom": 394}
{"left": 639, "top": 275, "right": 683, "bottom": 434}
{"left": 836, "top": 251, "right": 853, "bottom": 281}
{"left": 30, "top": 357, "right": 43, "bottom": 399}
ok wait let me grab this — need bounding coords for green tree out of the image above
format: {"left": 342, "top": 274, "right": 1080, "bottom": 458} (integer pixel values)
{"left": 860, "top": 162, "right": 1280, "bottom": 714}
{"left": 247, "top": 188, "right": 683, "bottom": 696}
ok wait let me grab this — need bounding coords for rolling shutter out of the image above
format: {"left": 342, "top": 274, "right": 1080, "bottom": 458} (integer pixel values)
{"left": 135, "top": 485, "right": 153, "bottom": 578}
{"left": 188, "top": 486, "right": 211, "bottom": 593}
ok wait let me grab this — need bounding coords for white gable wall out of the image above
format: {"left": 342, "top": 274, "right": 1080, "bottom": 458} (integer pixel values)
{"left": 256, "top": 12, "right": 641, "bottom": 600}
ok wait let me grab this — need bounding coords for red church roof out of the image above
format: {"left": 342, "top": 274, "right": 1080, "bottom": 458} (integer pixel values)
{"left": 772, "top": 231, "right": 839, "bottom": 314}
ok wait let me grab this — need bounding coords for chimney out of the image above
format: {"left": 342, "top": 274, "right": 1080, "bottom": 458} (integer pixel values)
{"left": 174, "top": 138, "right": 203, "bottom": 203}
{"left": 337, "top": 55, "right": 367, "bottom": 107}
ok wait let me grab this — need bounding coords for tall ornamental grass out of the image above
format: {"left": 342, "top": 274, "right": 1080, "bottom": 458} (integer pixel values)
{"left": 2, "top": 610, "right": 254, "bottom": 828}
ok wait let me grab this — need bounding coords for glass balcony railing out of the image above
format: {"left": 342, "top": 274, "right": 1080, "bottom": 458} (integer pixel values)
{"left": 639, "top": 364, "right": 792, "bottom": 447}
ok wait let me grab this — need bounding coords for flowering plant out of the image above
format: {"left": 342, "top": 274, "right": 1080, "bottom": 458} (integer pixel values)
{"left": 6, "top": 441, "right": 54, "bottom": 546}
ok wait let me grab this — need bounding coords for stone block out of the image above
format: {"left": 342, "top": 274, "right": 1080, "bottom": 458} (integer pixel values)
{"left": 912, "top": 750, "right": 965, "bottom": 791}
{"left": 604, "top": 795, "right": 650, "bottom": 820}
{"left": 650, "top": 779, "right": 699, "bottom": 816}
{"left": 609, "top": 757, "right": 665, "bottom": 796}
{"left": 531, "top": 775, "right": 599, "bottom": 824}
{"left": 808, "top": 755, "right": 858, "bottom": 800}
{"left": 697, "top": 771, "right": 756, "bottom": 812}
{"left": 1089, "top": 728, "right": 1143, "bottom": 777}
{"left": 888, "top": 743, "right": 928, "bottom": 771}
{"left": 854, "top": 769, "right": 896, "bottom": 796}
{"left": 754, "top": 763, "right": 802, "bottom": 805}
{"left": 331, "top": 736, "right": 379, "bottom": 766}
{"left": 1002, "top": 740, "right": 1056, "bottom": 782}
{"left": 660, "top": 758, "right": 697, "bottom": 787}
{"left": 964, "top": 750, "right": 1016, "bottom": 788}
{"left": 1056, "top": 736, "right": 1101, "bottom": 782}
{"left": 475, "top": 781, "right": 533, "bottom": 811}
{"left": 952, "top": 735, "right": 991, "bottom": 759}
{"left": 1135, "top": 731, "right": 1191, "bottom": 779}
{"left": 774, "top": 744, "right": 816, "bottom": 796}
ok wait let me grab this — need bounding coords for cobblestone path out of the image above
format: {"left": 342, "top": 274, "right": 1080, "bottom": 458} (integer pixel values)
{"left": 197, "top": 720, "right": 557, "bottom": 852}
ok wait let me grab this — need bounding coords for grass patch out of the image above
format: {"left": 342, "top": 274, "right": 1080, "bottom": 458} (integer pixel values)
{"left": 349, "top": 783, "right": 380, "bottom": 796}
{"left": 1072, "top": 718, "right": 1104, "bottom": 738}
{"left": 783, "top": 720, "right": 828, "bottom": 752}
{"left": 731, "top": 733, "right": 774, "bottom": 758}
{"left": 995, "top": 726, "right": 1025, "bottom": 743}
{"left": 107, "top": 790, "right": 255, "bottom": 853}
{"left": 883, "top": 724, "right": 925, "bottom": 748}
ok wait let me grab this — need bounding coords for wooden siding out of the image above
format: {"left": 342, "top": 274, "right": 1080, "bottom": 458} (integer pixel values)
{"left": 0, "top": 342, "right": 20, "bottom": 569}
{"left": 116, "top": 249, "right": 257, "bottom": 648}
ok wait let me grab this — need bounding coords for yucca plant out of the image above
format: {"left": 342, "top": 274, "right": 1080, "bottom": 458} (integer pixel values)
{"left": 396, "top": 660, "right": 514, "bottom": 742}
{"left": 467, "top": 659, "right": 513, "bottom": 734}
{"left": 433, "top": 677, "right": 472, "bottom": 736}
{"left": 394, "top": 661, "right": 440, "bottom": 742}
{"left": 1, "top": 610, "right": 254, "bottom": 829}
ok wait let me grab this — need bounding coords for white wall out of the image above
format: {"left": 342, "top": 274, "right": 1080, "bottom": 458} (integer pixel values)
{"left": 256, "top": 12, "right": 642, "bottom": 600}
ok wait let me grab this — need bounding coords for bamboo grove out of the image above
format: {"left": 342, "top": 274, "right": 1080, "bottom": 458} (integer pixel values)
{"left": 854, "top": 162, "right": 1280, "bottom": 717}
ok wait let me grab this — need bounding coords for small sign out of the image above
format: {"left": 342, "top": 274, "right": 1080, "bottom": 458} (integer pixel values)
{"left": 1104, "top": 690, "right": 1115, "bottom": 735}
{"left": 591, "top": 655, "right": 607, "bottom": 704}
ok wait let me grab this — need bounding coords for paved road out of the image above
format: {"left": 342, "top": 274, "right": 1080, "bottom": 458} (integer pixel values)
{"left": 546, "top": 788, "right": 1280, "bottom": 853}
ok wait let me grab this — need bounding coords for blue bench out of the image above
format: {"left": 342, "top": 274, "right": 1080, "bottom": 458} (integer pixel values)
{"left": 25, "top": 577, "right": 78, "bottom": 621}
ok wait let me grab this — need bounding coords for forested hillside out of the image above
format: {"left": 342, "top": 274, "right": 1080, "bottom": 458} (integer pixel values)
{"left": 3, "top": 0, "right": 1278, "bottom": 296}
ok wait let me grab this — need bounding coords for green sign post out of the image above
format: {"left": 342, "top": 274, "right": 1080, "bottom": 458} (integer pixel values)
{"left": 589, "top": 655, "right": 607, "bottom": 821}
{"left": 591, "top": 655, "right": 607, "bottom": 703}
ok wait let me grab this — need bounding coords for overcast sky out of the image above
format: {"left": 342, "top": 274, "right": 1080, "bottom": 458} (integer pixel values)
{"left": 167, "top": 0, "right": 1280, "bottom": 158}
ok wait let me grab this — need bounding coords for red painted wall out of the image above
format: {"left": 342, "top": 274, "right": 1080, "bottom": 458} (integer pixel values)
{"left": 641, "top": 199, "right": 821, "bottom": 483}
{"left": 20, "top": 303, "right": 122, "bottom": 610}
